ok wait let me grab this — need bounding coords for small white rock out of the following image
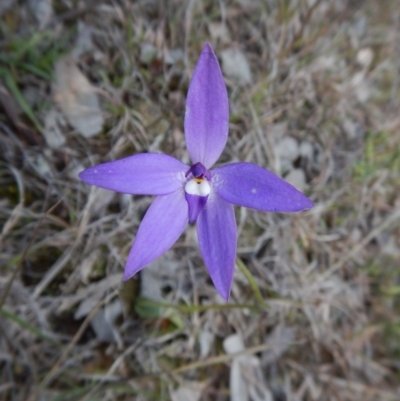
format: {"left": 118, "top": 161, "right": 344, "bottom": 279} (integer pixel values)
{"left": 343, "top": 119, "right": 358, "bottom": 140}
{"left": 221, "top": 49, "right": 253, "bottom": 85}
{"left": 34, "top": 155, "right": 52, "bottom": 178}
{"left": 276, "top": 136, "right": 299, "bottom": 163}
{"left": 165, "top": 48, "right": 184, "bottom": 65}
{"left": 223, "top": 333, "right": 245, "bottom": 354}
{"left": 350, "top": 228, "right": 362, "bottom": 243}
{"left": 285, "top": 168, "right": 306, "bottom": 192}
{"left": 299, "top": 141, "right": 313, "bottom": 160}
{"left": 356, "top": 48, "right": 373, "bottom": 68}
{"left": 140, "top": 43, "right": 160, "bottom": 64}
{"left": 170, "top": 382, "right": 204, "bottom": 401}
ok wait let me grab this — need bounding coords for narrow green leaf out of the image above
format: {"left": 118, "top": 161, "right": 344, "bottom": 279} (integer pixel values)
{"left": 236, "top": 257, "right": 268, "bottom": 309}
{"left": 0, "top": 306, "right": 61, "bottom": 345}
{"left": 3, "top": 71, "right": 43, "bottom": 132}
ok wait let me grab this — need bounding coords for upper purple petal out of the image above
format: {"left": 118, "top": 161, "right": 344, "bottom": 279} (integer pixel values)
{"left": 212, "top": 162, "right": 314, "bottom": 212}
{"left": 124, "top": 190, "right": 188, "bottom": 280}
{"left": 79, "top": 153, "right": 187, "bottom": 195}
{"left": 184, "top": 43, "right": 229, "bottom": 169}
{"left": 197, "top": 193, "right": 237, "bottom": 301}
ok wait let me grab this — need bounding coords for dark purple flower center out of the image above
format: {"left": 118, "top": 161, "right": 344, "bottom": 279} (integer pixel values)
{"left": 185, "top": 162, "right": 211, "bottom": 181}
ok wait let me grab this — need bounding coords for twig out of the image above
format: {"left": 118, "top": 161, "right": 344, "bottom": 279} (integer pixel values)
{"left": 317, "top": 207, "right": 400, "bottom": 283}
{"left": 171, "top": 343, "right": 273, "bottom": 374}
{"left": 34, "top": 290, "right": 118, "bottom": 397}
{"left": 0, "top": 195, "right": 63, "bottom": 309}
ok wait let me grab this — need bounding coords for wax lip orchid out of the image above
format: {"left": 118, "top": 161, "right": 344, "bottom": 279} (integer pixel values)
{"left": 79, "top": 43, "right": 313, "bottom": 301}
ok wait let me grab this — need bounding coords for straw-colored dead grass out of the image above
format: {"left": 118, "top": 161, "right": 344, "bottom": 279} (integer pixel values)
{"left": 1, "top": 0, "right": 399, "bottom": 400}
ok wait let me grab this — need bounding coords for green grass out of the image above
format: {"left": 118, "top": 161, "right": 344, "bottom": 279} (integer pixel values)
{"left": 353, "top": 130, "right": 400, "bottom": 180}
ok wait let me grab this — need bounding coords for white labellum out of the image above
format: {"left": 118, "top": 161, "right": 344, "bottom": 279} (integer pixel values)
{"left": 185, "top": 179, "right": 211, "bottom": 197}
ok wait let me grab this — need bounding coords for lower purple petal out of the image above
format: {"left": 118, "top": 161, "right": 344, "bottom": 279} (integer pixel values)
{"left": 197, "top": 193, "right": 237, "bottom": 301}
{"left": 185, "top": 193, "right": 208, "bottom": 223}
{"left": 212, "top": 162, "right": 314, "bottom": 212}
{"left": 124, "top": 190, "right": 188, "bottom": 280}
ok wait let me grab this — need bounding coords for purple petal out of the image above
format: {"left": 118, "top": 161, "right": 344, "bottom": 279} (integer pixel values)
{"left": 212, "top": 162, "right": 314, "bottom": 212}
{"left": 184, "top": 43, "right": 229, "bottom": 169}
{"left": 124, "top": 190, "right": 188, "bottom": 280}
{"left": 79, "top": 153, "right": 187, "bottom": 195}
{"left": 197, "top": 193, "right": 237, "bottom": 301}
{"left": 185, "top": 193, "right": 208, "bottom": 223}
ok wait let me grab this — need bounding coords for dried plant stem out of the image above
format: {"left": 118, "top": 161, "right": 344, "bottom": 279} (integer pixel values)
{"left": 33, "top": 289, "right": 118, "bottom": 398}
{"left": 171, "top": 343, "right": 274, "bottom": 374}
{"left": 0, "top": 195, "right": 62, "bottom": 309}
{"left": 318, "top": 374, "right": 400, "bottom": 401}
{"left": 318, "top": 207, "right": 400, "bottom": 283}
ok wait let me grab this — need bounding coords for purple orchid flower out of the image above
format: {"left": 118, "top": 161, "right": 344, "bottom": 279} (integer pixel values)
{"left": 79, "top": 43, "right": 313, "bottom": 301}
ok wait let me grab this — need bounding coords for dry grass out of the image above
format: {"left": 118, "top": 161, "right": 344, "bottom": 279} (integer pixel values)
{"left": 1, "top": 0, "right": 400, "bottom": 400}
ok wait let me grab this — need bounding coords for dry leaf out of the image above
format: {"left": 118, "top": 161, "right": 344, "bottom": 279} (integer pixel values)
{"left": 43, "top": 108, "right": 66, "bottom": 148}
{"left": 90, "top": 300, "right": 122, "bottom": 343}
{"left": 230, "top": 358, "right": 249, "bottom": 401}
{"left": 59, "top": 274, "right": 121, "bottom": 314}
{"left": 54, "top": 55, "right": 104, "bottom": 138}
{"left": 223, "top": 334, "right": 273, "bottom": 401}
{"left": 199, "top": 330, "right": 214, "bottom": 358}
{"left": 0, "top": 0, "right": 13, "bottom": 15}
{"left": 73, "top": 21, "right": 94, "bottom": 59}
{"left": 208, "top": 22, "right": 230, "bottom": 43}
{"left": 262, "top": 326, "right": 295, "bottom": 365}
{"left": 140, "top": 262, "right": 164, "bottom": 301}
